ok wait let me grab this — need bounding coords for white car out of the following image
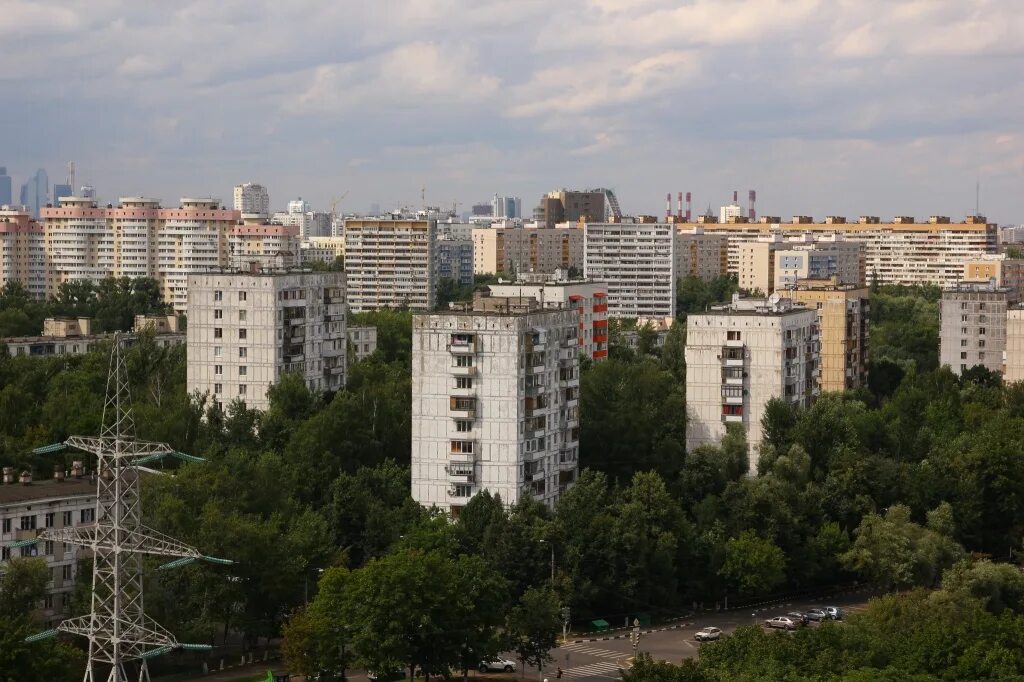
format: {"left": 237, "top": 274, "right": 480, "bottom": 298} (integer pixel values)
{"left": 694, "top": 626, "right": 722, "bottom": 642}
{"left": 479, "top": 658, "right": 517, "bottom": 673}
{"left": 764, "top": 616, "right": 799, "bottom": 631}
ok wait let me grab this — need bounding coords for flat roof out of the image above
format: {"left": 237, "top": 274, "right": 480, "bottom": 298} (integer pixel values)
{"left": 0, "top": 477, "right": 95, "bottom": 505}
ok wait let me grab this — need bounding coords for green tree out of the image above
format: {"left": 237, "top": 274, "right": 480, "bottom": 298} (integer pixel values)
{"left": 942, "top": 559, "right": 1024, "bottom": 614}
{"left": 507, "top": 587, "right": 561, "bottom": 674}
{"left": 719, "top": 530, "right": 787, "bottom": 596}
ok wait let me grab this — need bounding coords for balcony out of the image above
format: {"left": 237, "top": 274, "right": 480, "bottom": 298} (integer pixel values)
{"left": 15, "top": 528, "right": 40, "bottom": 541}
{"left": 449, "top": 397, "right": 476, "bottom": 419}
{"left": 451, "top": 365, "right": 477, "bottom": 377}
{"left": 721, "top": 392, "right": 744, "bottom": 405}
{"left": 722, "top": 413, "right": 744, "bottom": 423}
{"left": 446, "top": 461, "right": 475, "bottom": 482}
{"left": 450, "top": 385, "right": 476, "bottom": 398}
{"left": 448, "top": 337, "right": 478, "bottom": 354}
{"left": 525, "top": 383, "right": 546, "bottom": 397}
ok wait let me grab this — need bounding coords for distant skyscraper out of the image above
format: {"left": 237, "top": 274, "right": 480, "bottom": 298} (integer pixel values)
{"left": 19, "top": 168, "right": 48, "bottom": 218}
{"left": 80, "top": 185, "right": 96, "bottom": 199}
{"left": 233, "top": 182, "right": 270, "bottom": 217}
{"left": 0, "top": 167, "right": 11, "bottom": 206}
{"left": 471, "top": 203, "right": 492, "bottom": 217}
{"left": 52, "top": 183, "right": 72, "bottom": 202}
{"left": 492, "top": 194, "right": 522, "bottom": 219}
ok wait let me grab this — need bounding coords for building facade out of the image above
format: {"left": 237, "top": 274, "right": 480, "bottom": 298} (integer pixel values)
{"left": 676, "top": 227, "right": 729, "bottom": 282}
{"left": 343, "top": 218, "right": 436, "bottom": 312}
{"left": 228, "top": 222, "right": 300, "bottom": 269}
{"left": 1004, "top": 308, "right": 1024, "bottom": 383}
{"left": 1, "top": 468, "right": 96, "bottom": 626}
{"left": 963, "top": 255, "right": 1024, "bottom": 300}
{"left": 685, "top": 296, "right": 819, "bottom": 471}
{"left": 411, "top": 294, "right": 580, "bottom": 514}
{"left": 790, "top": 281, "right": 869, "bottom": 392}
{"left": 584, "top": 220, "right": 677, "bottom": 318}
{"left": 435, "top": 233, "right": 474, "bottom": 287}
{"left": 0, "top": 206, "right": 46, "bottom": 298}
{"left": 739, "top": 235, "right": 865, "bottom": 293}
{"left": 472, "top": 226, "right": 583, "bottom": 277}
{"left": 348, "top": 325, "right": 378, "bottom": 362}
{"left": 486, "top": 275, "right": 609, "bottom": 361}
{"left": 19, "top": 169, "right": 47, "bottom": 218}
{"left": 533, "top": 190, "right": 606, "bottom": 228}
{"left": 939, "top": 284, "right": 1011, "bottom": 376}
{"left": 233, "top": 183, "right": 270, "bottom": 218}
{"left": 186, "top": 270, "right": 347, "bottom": 411}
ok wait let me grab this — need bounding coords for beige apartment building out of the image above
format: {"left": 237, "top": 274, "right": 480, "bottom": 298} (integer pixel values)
{"left": 472, "top": 226, "right": 583, "bottom": 276}
{"left": 939, "top": 283, "right": 1012, "bottom": 376}
{"left": 343, "top": 218, "right": 436, "bottom": 312}
{"left": 790, "top": 280, "right": 869, "bottom": 392}
{"left": 411, "top": 292, "right": 580, "bottom": 514}
{"left": 186, "top": 269, "right": 347, "bottom": 411}
{"left": 963, "top": 255, "right": 1024, "bottom": 299}
{"left": 685, "top": 295, "right": 819, "bottom": 471}
{"left": 1004, "top": 308, "right": 1024, "bottom": 383}
{"left": 228, "top": 221, "right": 300, "bottom": 269}
{"left": 677, "top": 227, "right": 729, "bottom": 282}
{"left": 0, "top": 206, "right": 45, "bottom": 298}
{"left": 40, "top": 196, "right": 239, "bottom": 311}
{"left": 533, "top": 189, "right": 606, "bottom": 228}
{"left": 739, "top": 235, "right": 864, "bottom": 293}
{"left": 688, "top": 215, "right": 996, "bottom": 287}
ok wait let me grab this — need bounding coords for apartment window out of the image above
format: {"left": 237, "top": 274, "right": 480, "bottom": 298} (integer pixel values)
{"left": 239, "top": 366, "right": 247, "bottom": 376}
{"left": 980, "top": 303, "right": 987, "bottom": 311}
{"left": 722, "top": 404, "right": 744, "bottom": 416}
{"left": 214, "top": 309, "right": 223, "bottom": 320}
{"left": 239, "top": 328, "right": 247, "bottom": 340}
{"left": 961, "top": 314, "right": 968, "bottom": 322}
{"left": 44, "top": 513, "right": 54, "bottom": 528}
{"left": 961, "top": 364, "right": 967, "bottom": 372}
{"left": 44, "top": 540, "right": 54, "bottom": 555}
{"left": 214, "top": 290, "right": 223, "bottom": 301}
{"left": 451, "top": 440, "right": 474, "bottom": 454}
{"left": 979, "top": 340, "right": 986, "bottom": 348}
{"left": 453, "top": 484, "right": 472, "bottom": 497}
{"left": 454, "top": 355, "right": 473, "bottom": 367}
{"left": 214, "top": 328, "right": 222, "bottom": 339}
{"left": 961, "top": 302, "right": 967, "bottom": 309}
{"left": 239, "top": 347, "right": 247, "bottom": 358}
{"left": 239, "top": 384, "right": 247, "bottom": 396}
{"left": 44, "top": 594, "right": 54, "bottom": 609}
{"left": 20, "top": 546, "right": 37, "bottom": 558}
{"left": 214, "top": 365, "right": 223, "bottom": 377}
{"left": 2, "top": 518, "right": 10, "bottom": 533}
{"left": 20, "top": 515, "right": 36, "bottom": 530}
{"left": 962, "top": 327, "right": 968, "bottom": 335}
{"left": 214, "top": 383, "right": 222, "bottom": 395}
{"left": 238, "top": 291, "right": 247, "bottom": 302}
{"left": 62, "top": 511, "right": 72, "bottom": 526}
{"left": 1, "top": 547, "right": 9, "bottom": 560}
{"left": 239, "top": 309, "right": 247, "bottom": 322}
{"left": 456, "top": 377, "right": 473, "bottom": 389}
{"left": 980, "top": 327, "right": 987, "bottom": 335}
{"left": 214, "top": 346, "right": 222, "bottom": 357}
{"left": 455, "top": 420, "right": 472, "bottom": 433}
{"left": 961, "top": 339, "right": 968, "bottom": 347}
{"left": 727, "top": 331, "right": 741, "bottom": 341}
{"left": 961, "top": 352, "right": 968, "bottom": 359}
{"left": 80, "top": 509, "right": 94, "bottom": 524}
{"left": 62, "top": 564, "right": 72, "bottom": 580}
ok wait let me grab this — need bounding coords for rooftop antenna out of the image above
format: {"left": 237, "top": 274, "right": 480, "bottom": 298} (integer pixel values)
{"left": 16, "top": 339, "right": 233, "bottom": 681}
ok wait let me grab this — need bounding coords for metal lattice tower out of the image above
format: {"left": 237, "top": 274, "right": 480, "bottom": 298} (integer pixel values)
{"left": 39, "top": 340, "right": 221, "bottom": 681}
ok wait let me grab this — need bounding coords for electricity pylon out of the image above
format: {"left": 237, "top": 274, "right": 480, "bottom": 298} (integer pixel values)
{"left": 37, "top": 338, "right": 229, "bottom": 681}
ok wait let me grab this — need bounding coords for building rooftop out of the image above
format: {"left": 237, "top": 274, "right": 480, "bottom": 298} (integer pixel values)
{"left": 0, "top": 477, "right": 95, "bottom": 505}
{"left": 704, "top": 293, "right": 813, "bottom": 316}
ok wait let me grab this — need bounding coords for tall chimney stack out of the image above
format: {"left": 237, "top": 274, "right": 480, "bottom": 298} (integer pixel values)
{"left": 685, "top": 192, "right": 692, "bottom": 222}
{"left": 748, "top": 189, "right": 757, "bottom": 221}
{"left": 665, "top": 193, "right": 672, "bottom": 220}
{"left": 677, "top": 192, "right": 683, "bottom": 219}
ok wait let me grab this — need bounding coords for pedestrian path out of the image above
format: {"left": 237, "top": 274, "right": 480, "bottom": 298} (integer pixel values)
{"left": 561, "top": 660, "right": 624, "bottom": 679}
{"left": 560, "top": 642, "right": 628, "bottom": 660}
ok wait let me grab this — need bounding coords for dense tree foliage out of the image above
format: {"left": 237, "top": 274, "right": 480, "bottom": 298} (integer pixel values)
{"left": 676, "top": 275, "right": 739, "bottom": 316}
{"left": 0, "top": 278, "right": 170, "bottom": 337}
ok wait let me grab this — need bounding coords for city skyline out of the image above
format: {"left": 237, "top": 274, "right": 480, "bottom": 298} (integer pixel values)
{"left": 2, "top": 1, "right": 1022, "bottom": 222}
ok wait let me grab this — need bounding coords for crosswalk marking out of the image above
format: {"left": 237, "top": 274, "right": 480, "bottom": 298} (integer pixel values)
{"left": 562, "top": 660, "right": 623, "bottom": 679}
{"left": 559, "top": 643, "right": 628, "bottom": 659}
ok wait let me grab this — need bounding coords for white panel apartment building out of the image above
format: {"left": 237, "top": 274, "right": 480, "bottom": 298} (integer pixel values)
{"left": 187, "top": 270, "right": 347, "bottom": 411}
{"left": 685, "top": 296, "right": 819, "bottom": 471}
{"left": 939, "top": 283, "right": 1012, "bottom": 376}
{"left": 1, "top": 468, "right": 96, "bottom": 627}
{"left": 1004, "top": 307, "right": 1024, "bottom": 383}
{"left": 411, "top": 294, "right": 580, "bottom": 514}
{"left": 233, "top": 182, "right": 270, "bottom": 218}
{"left": 344, "top": 218, "right": 436, "bottom": 312}
{"left": 487, "top": 275, "right": 609, "bottom": 361}
{"left": 584, "top": 220, "right": 677, "bottom": 318}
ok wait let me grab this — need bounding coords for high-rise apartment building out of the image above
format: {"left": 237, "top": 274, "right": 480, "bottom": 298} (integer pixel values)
{"left": 677, "top": 226, "right": 730, "bottom": 282}
{"left": 720, "top": 203, "right": 744, "bottom": 224}
{"left": 739, "top": 235, "right": 865, "bottom": 293}
{"left": 343, "top": 218, "right": 436, "bottom": 312}
{"left": 1003, "top": 307, "right": 1024, "bottom": 383}
{"left": 186, "top": 269, "right": 347, "bottom": 411}
{"left": 691, "top": 215, "right": 996, "bottom": 287}
{"left": 584, "top": 219, "right": 677, "bottom": 318}
{"left": 939, "top": 283, "right": 1012, "bottom": 376}
{"left": 533, "top": 189, "right": 606, "bottom": 228}
{"left": 685, "top": 295, "right": 819, "bottom": 470}
{"left": 233, "top": 182, "right": 270, "bottom": 218}
{"left": 0, "top": 467, "right": 96, "bottom": 627}
{"left": 492, "top": 194, "right": 522, "bottom": 219}
{"left": 472, "top": 226, "right": 583, "bottom": 277}
{"left": 962, "top": 255, "right": 1024, "bottom": 300}
{"left": 411, "top": 292, "right": 580, "bottom": 514}
{"left": 0, "top": 206, "right": 46, "bottom": 298}
{"left": 228, "top": 220, "right": 300, "bottom": 269}
{"left": 487, "top": 273, "right": 609, "bottom": 361}
{"left": 435, "top": 233, "right": 474, "bottom": 287}
{"left": 19, "top": 169, "right": 48, "bottom": 218}
{"left": 790, "top": 280, "right": 869, "bottom": 392}
{"left": 0, "top": 167, "right": 12, "bottom": 206}
{"left": 41, "top": 196, "right": 239, "bottom": 311}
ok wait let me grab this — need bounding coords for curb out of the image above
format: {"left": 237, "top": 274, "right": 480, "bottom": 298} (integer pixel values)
{"left": 568, "top": 614, "right": 696, "bottom": 644}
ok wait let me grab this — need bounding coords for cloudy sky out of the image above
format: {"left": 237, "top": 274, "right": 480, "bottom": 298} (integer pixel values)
{"left": 2, "top": 0, "right": 1022, "bottom": 222}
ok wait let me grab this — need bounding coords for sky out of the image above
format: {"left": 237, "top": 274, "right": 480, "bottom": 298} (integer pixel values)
{"left": 2, "top": 0, "right": 1023, "bottom": 223}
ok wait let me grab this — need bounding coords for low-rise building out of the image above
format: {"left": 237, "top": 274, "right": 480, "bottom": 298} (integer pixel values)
{"left": 348, "top": 325, "right": 378, "bottom": 362}
{"left": 618, "top": 317, "right": 674, "bottom": 354}
{"left": 939, "top": 283, "right": 1012, "bottom": 376}
{"left": 789, "top": 280, "right": 869, "bottom": 392}
{"left": 186, "top": 269, "right": 347, "bottom": 411}
{"left": 962, "top": 255, "right": 1024, "bottom": 300}
{"left": 0, "top": 466, "right": 96, "bottom": 626}
{"left": 2, "top": 316, "right": 184, "bottom": 358}
{"left": 411, "top": 292, "right": 580, "bottom": 514}
{"left": 685, "top": 295, "right": 819, "bottom": 471}
{"left": 486, "top": 271, "right": 608, "bottom": 361}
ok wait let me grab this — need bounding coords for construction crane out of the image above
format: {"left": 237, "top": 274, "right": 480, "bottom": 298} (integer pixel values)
{"left": 329, "top": 191, "right": 349, "bottom": 216}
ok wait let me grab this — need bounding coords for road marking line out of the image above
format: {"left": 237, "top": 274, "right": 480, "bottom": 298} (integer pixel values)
{"left": 562, "top": 661, "right": 623, "bottom": 678}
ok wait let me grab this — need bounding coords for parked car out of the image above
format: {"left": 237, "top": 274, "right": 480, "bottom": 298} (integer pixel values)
{"left": 694, "top": 626, "right": 722, "bottom": 642}
{"left": 787, "top": 611, "right": 809, "bottom": 626}
{"left": 479, "top": 658, "right": 517, "bottom": 673}
{"left": 824, "top": 606, "right": 844, "bottom": 620}
{"left": 805, "top": 608, "right": 828, "bottom": 622}
{"left": 367, "top": 670, "right": 406, "bottom": 681}
{"left": 764, "top": 616, "right": 799, "bottom": 631}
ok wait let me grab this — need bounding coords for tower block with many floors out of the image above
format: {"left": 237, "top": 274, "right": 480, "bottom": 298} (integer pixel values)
{"left": 23, "top": 340, "right": 231, "bottom": 682}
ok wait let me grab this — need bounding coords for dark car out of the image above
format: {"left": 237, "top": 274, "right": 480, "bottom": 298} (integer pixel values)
{"left": 805, "top": 608, "right": 828, "bottom": 622}
{"left": 786, "top": 611, "right": 808, "bottom": 626}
